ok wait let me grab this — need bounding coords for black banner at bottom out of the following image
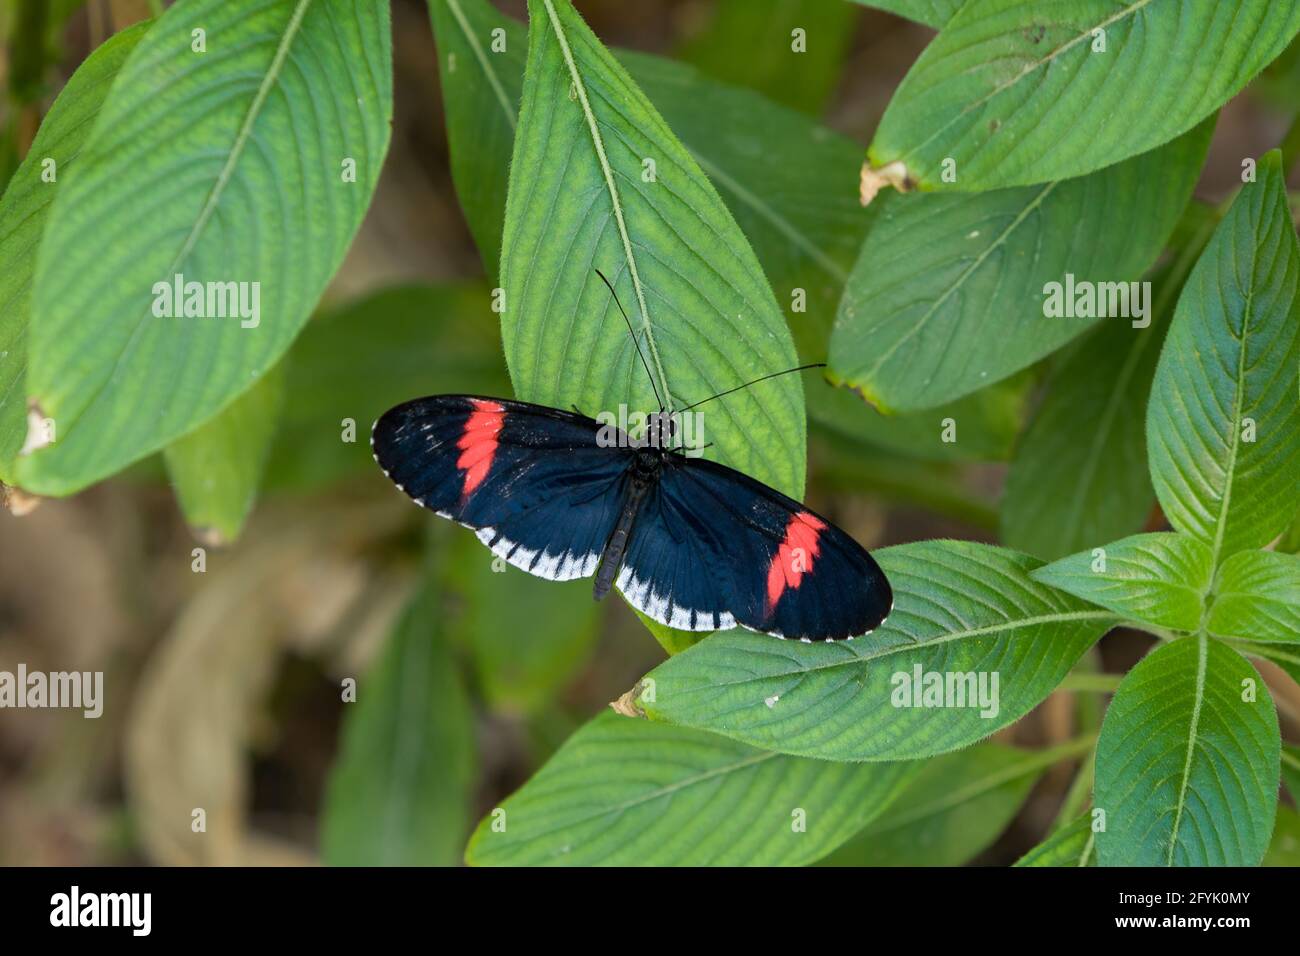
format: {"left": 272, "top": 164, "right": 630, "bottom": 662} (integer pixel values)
{"left": 0, "top": 865, "right": 1283, "bottom": 940}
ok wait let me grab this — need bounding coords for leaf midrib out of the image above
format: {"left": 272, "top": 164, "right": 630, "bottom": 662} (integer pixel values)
{"left": 1166, "top": 632, "right": 1208, "bottom": 866}
{"left": 445, "top": 0, "right": 517, "bottom": 131}
{"left": 1209, "top": 282, "right": 1256, "bottom": 569}
{"left": 540, "top": 0, "right": 674, "bottom": 409}
{"left": 56, "top": 0, "right": 314, "bottom": 430}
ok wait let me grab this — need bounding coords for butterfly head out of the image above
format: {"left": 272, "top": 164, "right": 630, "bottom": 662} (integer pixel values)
{"left": 644, "top": 409, "right": 678, "bottom": 450}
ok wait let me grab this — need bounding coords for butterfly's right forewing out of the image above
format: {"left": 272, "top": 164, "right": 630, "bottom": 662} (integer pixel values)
{"left": 372, "top": 396, "right": 631, "bottom": 581}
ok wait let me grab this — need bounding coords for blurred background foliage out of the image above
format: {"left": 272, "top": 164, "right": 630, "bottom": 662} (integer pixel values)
{"left": 0, "top": 0, "right": 1297, "bottom": 866}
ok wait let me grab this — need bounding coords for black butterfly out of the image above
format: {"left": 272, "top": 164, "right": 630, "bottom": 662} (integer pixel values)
{"left": 371, "top": 275, "right": 892, "bottom": 642}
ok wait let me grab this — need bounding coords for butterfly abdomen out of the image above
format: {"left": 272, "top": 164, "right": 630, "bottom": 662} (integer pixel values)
{"left": 593, "top": 463, "right": 656, "bottom": 601}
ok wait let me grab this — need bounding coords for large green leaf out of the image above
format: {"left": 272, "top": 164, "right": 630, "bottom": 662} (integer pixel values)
{"left": 0, "top": 20, "right": 150, "bottom": 481}
{"left": 1001, "top": 314, "right": 1165, "bottom": 561}
{"left": 1031, "top": 533, "right": 1214, "bottom": 633}
{"left": 427, "top": 0, "right": 524, "bottom": 275}
{"left": 1147, "top": 151, "right": 1300, "bottom": 567}
{"left": 822, "top": 740, "right": 1083, "bottom": 866}
{"left": 850, "top": 0, "right": 963, "bottom": 29}
{"left": 866, "top": 0, "right": 1300, "bottom": 192}
{"left": 445, "top": 532, "right": 602, "bottom": 714}
{"left": 431, "top": 1, "right": 905, "bottom": 467}
{"left": 639, "top": 540, "right": 1115, "bottom": 761}
{"left": 429, "top": 0, "right": 871, "bottom": 344}
{"left": 554, "top": 31, "right": 1012, "bottom": 462}
{"left": 265, "top": 285, "right": 508, "bottom": 491}
{"left": 17, "top": 0, "right": 392, "bottom": 495}
{"left": 320, "top": 582, "right": 477, "bottom": 867}
{"left": 1014, "top": 813, "right": 1097, "bottom": 867}
{"left": 465, "top": 712, "right": 913, "bottom": 866}
{"left": 617, "top": 50, "right": 867, "bottom": 358}
{"left": 1094, "top": 635, "right": 1279, "bottom": 866}
{"left": 501, "top": 0, "right": 804, "bottom": 497}
{"left": 675, "top": 0, "right": 858, "bottom": 115}
{"left": 163, "top": 361, "right": 284, "bottom": 544}
{"left": 1206, "top": 549, "right": 1300, "bottom": 644}
{"left": 829, "top": 123, "right": 1210, "bottom": 412}
{"left": 1000, "top": 205, "right": 1221, "bottom": 562}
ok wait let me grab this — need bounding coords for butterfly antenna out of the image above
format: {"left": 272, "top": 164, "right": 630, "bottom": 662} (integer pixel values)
{"left": 594, "top": 268, "right": 665, "bottom": 412}
{"left": 676, "top": 363, "right": 827, "bottom": 412}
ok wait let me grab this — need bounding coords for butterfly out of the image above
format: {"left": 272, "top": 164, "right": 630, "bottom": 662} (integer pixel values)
{"left": 371, "top": 273, "right": 892, "bottom": 642}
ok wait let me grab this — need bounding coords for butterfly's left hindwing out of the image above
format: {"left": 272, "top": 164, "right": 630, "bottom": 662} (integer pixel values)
{"left": 617, "top": 457, "right": 893, "bottom": 641}
{"left": 371, "top": 396, "right": 630, "bottom": 581}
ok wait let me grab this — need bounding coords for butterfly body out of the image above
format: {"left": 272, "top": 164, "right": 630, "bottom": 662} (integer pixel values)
{"left": 372, "top": 395, "right": 892, "bottom": 642}
{"left": 592, "top": 448, "right": 661, "bottom": 602}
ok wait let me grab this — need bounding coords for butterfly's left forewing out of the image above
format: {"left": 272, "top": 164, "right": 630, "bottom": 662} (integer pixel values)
{"left": 371, "top": 396, "right": 630, "bottom": 581}
{"left": 617, "top": 456, "right": 893, "bottom": 641}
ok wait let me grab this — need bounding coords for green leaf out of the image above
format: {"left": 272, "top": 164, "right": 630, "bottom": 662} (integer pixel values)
{"left": 1000, "top": 204, "right": 1221, "bottom": 561}
{"left": 0, "top": 20, "right": 151, "bottom": 481}
{"left": 465, "top": 712, "right": 914, "bottom": 866}
{"left": 163, "top": 362, "right": 284, "bottom": 544}
{"left": 429, "top": 1, "right": 873, "bottom": 453}
{"left": 1206, "top": 550, "right": 1300, "bottom": 644}
{"left": 445, "top": 532, "right": 601, "bottom": 714}
{"left": 623, "top": 53, "right": 1027, "bottom": 463}
{"left": 502, "top": 0, "right": 805, "bottom": 497}
{"left": 427, "top": 0, "right": 524, "bottom": 275}
{"left": 849, "top": 0, "right": 963, "bottom": 29}
{"left": 829, "top": 123, "right": 1210, "bottom": 412}
{"left": 617, "top": 49, "right": 866, "bottom": 358}
{"left": 321, "top": 582, "right": 477, "bottom": 867}
{"left": 1094, "top": 635, "right": 1279, "bottom": 866}
{"left": 1014, "top": 813, "right": 1097, "bottom": 867}
{"left": 17, "top": 0, "right": 393, "bottom": 495}
{"left": 1030, "top": 533, "right": 1214, "bottom": 633}
{"left": 822, "top": 740, "right": 1083, "bottom": 866}
{"left": 1147, "top": 151, "right": 1300, "bottom": 566}
{"left": 675, "top": 0, "right": 858, "bottom": 115}
{"left": 813, "top": 369, "right": 1030, "bottom": 464}
{"left": 1227, "top": 638, "right": 1300, "bottom": 691}
{"left": 1264, "top": 805, "right": 1300, "bottom": 866}
{"left": 265, "top": 285, "right": 509, "bottom": 491}
{"left": 1001, "top": 318, "right": 1165, "bottom": 561}
{"left": 866, "top": 0, "right": 1300, "bottom": 191}
{"left": 640, "top": 540, "right": 1115, "bottom": 761}
{"left": 811, "top": 433, "right": 999, "bottom": 530}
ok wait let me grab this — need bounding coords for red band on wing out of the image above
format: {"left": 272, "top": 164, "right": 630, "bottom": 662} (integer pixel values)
{"left": 764, "top": 512, "right": 827, "bottom": 616}
{"left": 456, "top": 400, "right": 505, "bottom": 499}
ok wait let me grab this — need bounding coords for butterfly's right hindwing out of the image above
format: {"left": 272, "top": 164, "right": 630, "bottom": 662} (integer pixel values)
{"left": 371, "top": 396, "right": 631, "bottom": 581}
